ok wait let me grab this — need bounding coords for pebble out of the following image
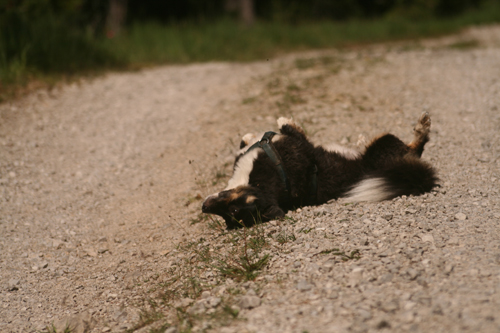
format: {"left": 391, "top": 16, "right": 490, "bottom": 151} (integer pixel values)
{"left": 349, "top": 267, "right": 365, "bottom": 287}
{"left": 188, "top": 300, "right": 207, "bottom": 315}
{"left": 239, "top": 295, "right": 261, "bottom": 309}
{"left": 8, "top": 279, "right": 20, "bottom": 291}
{"left": 401, "top": 310, "right": 415, "bottom": 323}
{"left": 164, "top": 327, "right": 179, "bottom": 333}
{"left": 406, "top": 268, "right": 420, "bottom": 280}
{"left": 358, "top": 309, "right": 372, "bottom": 321}
{"left": 381, "top": 299, "right": 400, "bottom": 312}
{"left": 455, "top": 213, "right": 467, "bottom": 220}
{"left": 85, "top": 248, "right": 98, "bottom": 257}
{"left": 206, "top": 296, "right": 221, "bottom": 308}
{"left": 296, "top": 279, "right": 314, "bottom": 291}
{"left": 175, "top": 298, "right": 194, "bottom": 308}
{"left": 421, "top": 234, "right": 434, "bottom": 243}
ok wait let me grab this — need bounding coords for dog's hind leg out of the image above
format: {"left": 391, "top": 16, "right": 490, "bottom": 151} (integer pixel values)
{"left": 408, "top": 112, "right": 431, "bottom": 157}
{"left": 363, "top": 134, "right": 410, "bottom": 169}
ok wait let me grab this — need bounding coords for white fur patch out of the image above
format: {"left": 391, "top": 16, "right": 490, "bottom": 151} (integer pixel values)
{"left": 225, "top": 148, "right": 260, "bottom": 190}
{"left": 325, "top": 143, "right": 361, "bottom": 160}
{"left": 277, "top": 117, "right": 294, "bottom": 129}
{"left": 344, "top": 178, "right": 393, "bottom": 202}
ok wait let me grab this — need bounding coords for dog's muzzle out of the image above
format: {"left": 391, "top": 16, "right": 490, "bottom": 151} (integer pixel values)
{"left": 201, "top": 194, "right": 218, "bottom": 214}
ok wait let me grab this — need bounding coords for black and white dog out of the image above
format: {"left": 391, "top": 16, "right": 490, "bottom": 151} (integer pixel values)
{"left": 202, "top": 113, "right": 438, "bottom": 229}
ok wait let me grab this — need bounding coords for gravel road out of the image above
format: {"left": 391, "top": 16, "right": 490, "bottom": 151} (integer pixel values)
{"left": 1, "top": 25, "right": 499, "bottom": 333}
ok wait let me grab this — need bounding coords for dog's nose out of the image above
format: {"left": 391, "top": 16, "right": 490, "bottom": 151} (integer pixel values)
{"left": 202, "top": 203, "right": 209, "bottom": 213}
{"left": 201, "top": 199, "right": 210, "bottom": 212}
{"left": 201, "top": 194, "right": 218, "bottom": 213}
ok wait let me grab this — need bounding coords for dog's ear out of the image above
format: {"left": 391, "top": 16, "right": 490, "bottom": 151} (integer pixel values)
{"left": 262, "top": 205, "right": 285, "bottom": 220}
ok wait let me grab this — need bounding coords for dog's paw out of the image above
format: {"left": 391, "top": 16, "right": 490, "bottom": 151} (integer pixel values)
{"left": 242, "top": 133, "right": 256, "bottom": 144}
{"left": 277, "top": 117, "right": 295, "bottom": 129}
{"left": 414, "top": 112, "right": 431, "bottom": 136}
{"left": 240, "top": 133, "right": 256, "bottom": 149}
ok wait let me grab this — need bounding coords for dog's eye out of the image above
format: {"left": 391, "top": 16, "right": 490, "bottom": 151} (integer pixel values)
{"left": 230, "top": 207, "right": 239, "bottom": 215}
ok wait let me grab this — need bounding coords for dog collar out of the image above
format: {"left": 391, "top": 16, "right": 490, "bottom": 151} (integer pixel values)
{"left": 245, "top": 131, "right": 292, "bottom": 196}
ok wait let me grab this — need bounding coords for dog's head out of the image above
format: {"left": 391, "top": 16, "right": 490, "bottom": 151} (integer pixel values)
{"left": 202, "top": 185, "right": 284, "bottom": 229}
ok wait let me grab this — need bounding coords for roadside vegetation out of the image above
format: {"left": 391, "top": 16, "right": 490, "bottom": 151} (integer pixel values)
{"left": 1, "top": 0, "right": 500, "bottom": 102}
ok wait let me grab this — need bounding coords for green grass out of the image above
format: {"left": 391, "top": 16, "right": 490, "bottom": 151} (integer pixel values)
{"left": 2, "top": 1, "right": 500, "bottom": 101}
{"left": 126, "top": 219, "right": 270, "bottom": 331}
{"left": 110, "top": 6, "right": 500, "bottom": 66}
{"left": 319, "top": 248, "right": 362, "bottom": 261}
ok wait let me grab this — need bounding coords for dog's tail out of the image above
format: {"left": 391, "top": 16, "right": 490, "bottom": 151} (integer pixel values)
{"left": 344, "top": 157, "right": 438, "bottom": 202}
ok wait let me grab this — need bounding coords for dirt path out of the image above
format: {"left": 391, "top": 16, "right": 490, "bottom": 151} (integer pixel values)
{"left": 1, "top": 26, "right": 500, "bottom": 333}
{"left": 0, "top": 62, "right": 274, "bottom": 331}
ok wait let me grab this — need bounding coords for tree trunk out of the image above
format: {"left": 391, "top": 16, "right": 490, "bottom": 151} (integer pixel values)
{"left": 226, "top": 0, "right": 255, "bottom": 26}
{"left": 240, "top": 0, "right": 255, "bottom": 26}
{"left": 106, "top": 0, "right": 128, "bottom": 38}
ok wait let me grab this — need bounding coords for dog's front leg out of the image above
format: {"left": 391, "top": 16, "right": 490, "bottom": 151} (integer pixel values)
{"left": 277, "top": 117, "right": 307, "bottom": 139}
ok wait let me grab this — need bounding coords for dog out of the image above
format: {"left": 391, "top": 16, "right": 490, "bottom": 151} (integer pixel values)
{"left": 202, "top": 113, "right": 438, "bottom": 229}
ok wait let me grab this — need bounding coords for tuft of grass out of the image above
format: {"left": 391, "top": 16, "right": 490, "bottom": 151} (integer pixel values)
{"left": 276, "top": 231, "right": 296, "bottom": 244}
{"left": 447, "top": 39, "right": 480, "bottom": 49}
{"left": 211, "top": 221, "right": 270, "bottom": 281}
{"left": 319, "top": 248, "right": 361, "bottom": 261}
{"left": 222, "top": 304, "right": 239, "bottom": 318}
{"left": 295, "top": 55, "right": 339, "bottom": 70}
{"left": 42, "top": 324, "right": 73, "bottom": 333}
{"left": 299, "top": 227, "right": 313, "bottom": 234}
{"left": 149, "top": 324, "right": 172, "bottom": 333}
{"left": 206, "top": 215, "right": 227, "bottom": 232}
{"left": 214, "top": 253, "right": 270, "bottom": 282}
{"left": 189, "top": 213, "right": 210, "bottom": 225}
{"left": 242, "top": 96, "right": 257, "bottom": 104}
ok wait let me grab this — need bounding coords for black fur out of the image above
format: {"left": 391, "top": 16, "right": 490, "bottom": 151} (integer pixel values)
{"left": 202, "top": 116, "right": 438, "bottom": 229}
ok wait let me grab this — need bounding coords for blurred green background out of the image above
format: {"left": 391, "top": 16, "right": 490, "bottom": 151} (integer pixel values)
{"left": 1, "top": 0, "right": 500, "bottom": 98}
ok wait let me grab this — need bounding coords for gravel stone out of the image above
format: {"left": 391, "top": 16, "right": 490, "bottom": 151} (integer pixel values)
{"left": 349, "top": 267, "right": 365, "bottom": 287}
{"left": 164, "top": 327, "right": 179, "bottom": 333}
{"left": 7, "top": 279, "right": 20, "bottom": 291}
{"left": 239, "top": 295, "right": 261, "bottom": 309}
{"left": 188, "top": 300, "right": 207, "bottom": 315}
{"left": 296, "top": 279, "right": 314, "bottom": 291}
{"left": 206, "top": 296, "right": 221, "bottom": 308}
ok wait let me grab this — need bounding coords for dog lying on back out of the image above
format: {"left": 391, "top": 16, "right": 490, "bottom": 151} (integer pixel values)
{"left": 202, "top": 113, "right": 438, "bottom": 229}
